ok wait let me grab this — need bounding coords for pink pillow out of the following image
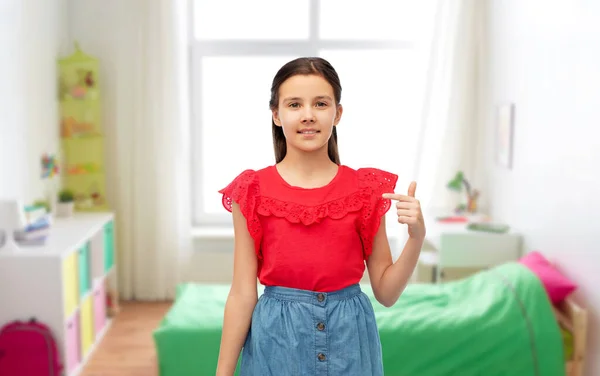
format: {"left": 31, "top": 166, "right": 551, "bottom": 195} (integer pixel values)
{"left": 519, "top": 251, "right": 577, "bottom": 304}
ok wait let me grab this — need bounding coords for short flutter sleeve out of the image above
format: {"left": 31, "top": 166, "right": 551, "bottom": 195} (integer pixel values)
{"left": 357, "top": 168, "right": 398, "bottom": 259}
{"left": 218, "top": 169, "right": 263, "bottom": 258}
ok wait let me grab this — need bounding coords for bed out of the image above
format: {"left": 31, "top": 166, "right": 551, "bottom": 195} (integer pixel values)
{"left": 364, "top": 262, "right": 588, "bottom": 376}
{"left": 153, "top": 262, "right": 587, "bottom": 376}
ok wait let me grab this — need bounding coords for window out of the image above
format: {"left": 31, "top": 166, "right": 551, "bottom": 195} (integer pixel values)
{"left": 190, "top": 0, "right": 438, "bottom": 230}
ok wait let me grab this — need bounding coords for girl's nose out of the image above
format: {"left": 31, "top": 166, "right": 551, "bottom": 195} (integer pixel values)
{"left": 301, "top": 109, "right": 316, "bottom": 123}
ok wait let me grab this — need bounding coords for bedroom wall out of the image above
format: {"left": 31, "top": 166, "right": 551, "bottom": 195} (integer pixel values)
{"left": 478, "top": 1, "right": 599, "bottom": 374}
{"left": 0, "top": 0, "right": 26, "bottom": 200}
{"left": 0, "top": 0, "right": 71, "bottom": 203}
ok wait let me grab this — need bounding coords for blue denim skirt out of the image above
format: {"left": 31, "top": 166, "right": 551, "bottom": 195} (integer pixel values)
{"left": 240, "top": 283, "right": 383, "bottom": 376}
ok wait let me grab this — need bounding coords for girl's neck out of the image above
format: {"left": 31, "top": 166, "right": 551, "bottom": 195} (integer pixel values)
{"left": 277, "top": 146, "right": 339, "bottom": 188}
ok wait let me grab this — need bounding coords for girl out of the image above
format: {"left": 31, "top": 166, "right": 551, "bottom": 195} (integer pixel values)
{"left": 216, "top": 57, "right": 426, "bottom": 376}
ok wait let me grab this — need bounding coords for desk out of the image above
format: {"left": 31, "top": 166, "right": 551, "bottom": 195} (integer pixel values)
{"left": 418, "top": 217, "right": 523, "bottom": 283}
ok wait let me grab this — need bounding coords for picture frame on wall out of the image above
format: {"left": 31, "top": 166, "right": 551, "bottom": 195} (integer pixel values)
{"left": 496, "top": 103, "right": 515, "bottom": 169}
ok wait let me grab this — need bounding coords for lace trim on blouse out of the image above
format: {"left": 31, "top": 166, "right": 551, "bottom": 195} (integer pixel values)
{"left": 219, "top": 167, "right": 397, "bottom": 259}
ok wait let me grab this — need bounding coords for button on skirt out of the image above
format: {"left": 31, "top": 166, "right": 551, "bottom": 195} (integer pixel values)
{"left": 240, "top": 284, "right": 384, "bottom": 376}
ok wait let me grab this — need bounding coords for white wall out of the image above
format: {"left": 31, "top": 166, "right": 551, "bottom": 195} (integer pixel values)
{"left": 0, "top": 0, "right": 25, "bottom": 200}
{"left": 0, "top": 0, "right": 70, "bottom": 203}
{"left": 479, "top": 1, "right": 599, "bottom": 374}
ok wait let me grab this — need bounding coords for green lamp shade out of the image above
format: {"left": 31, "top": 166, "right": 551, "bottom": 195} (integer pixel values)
{"left": 447, "top": 171, "right": 464, "bottom": 191}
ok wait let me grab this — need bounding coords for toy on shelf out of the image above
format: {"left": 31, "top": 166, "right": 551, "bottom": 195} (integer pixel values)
{"left": 66, "top": 162, "right": 102, "bottom": 175}
{"left": 73, "top": 181, "right": 106, "bottom": 210}
{"left": 40, "top": 153, "right": 60, "bottom": 215}
{"left": 58, "top": 42, "right": 99, "bottom": 102}
{"left": 447, "top": 171, "right": 480, "bottom": 214}
{"left": 61, "top": 116, "right": 101, "bottom": 138}
{"left": 58, "top": 42, "right": 109, "bottom": 212}
{"left": 41, "top": 154, "right": 60, "bottom": 179}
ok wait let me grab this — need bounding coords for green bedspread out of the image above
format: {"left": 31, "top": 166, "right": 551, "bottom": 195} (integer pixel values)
{"left": 153, "top": 262, "right": 565, "bottom": 376}
{"left": 369, "top": 262, "right": 565, "bottom": 376}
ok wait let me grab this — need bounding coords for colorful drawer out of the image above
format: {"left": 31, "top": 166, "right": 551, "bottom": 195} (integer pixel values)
{"left": 93, "top": 282, "right": 107, "bottom": 334}
{"left": 103, "top": 221, "right": 115, "bottom": 273}
{"left": 80, "top": 295, "right": 95, "bottom": 356}
{"left": 65, "top": 311, "right": 81, "bottom": 374}
{"left": 78, "top": 242, "right": 91, "bottom": 297}
{"left": 63, "top": 252, "right": 79, "bottom": 318}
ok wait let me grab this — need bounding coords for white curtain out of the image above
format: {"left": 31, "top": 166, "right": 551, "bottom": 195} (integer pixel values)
{"left": 112, "top": 0, "right": 193, "bottom": 300}
{"left": 413, "top": 0, "right": 481, "bottom": 216}
{"left": 70, "top": 0, "right": 193, "bottom": 300}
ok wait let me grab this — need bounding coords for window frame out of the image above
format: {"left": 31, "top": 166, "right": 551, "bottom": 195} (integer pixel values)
{"left": 189, "top": 0, "right": 424, "bottom": 229}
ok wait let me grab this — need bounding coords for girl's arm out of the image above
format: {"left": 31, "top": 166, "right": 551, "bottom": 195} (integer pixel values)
{"left": 366, "top": 215, "right": 424, "bottom": 307}
{"left": 216, "top": 202, "right": 259, "bottom": 376}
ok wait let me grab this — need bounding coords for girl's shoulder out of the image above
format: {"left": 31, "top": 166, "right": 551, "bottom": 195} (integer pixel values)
{"left": 350, "top": 166, "right": 398, "bottom": 186}
{"left": 217, "top": 166, "right": 271, "bottom": 195}
{"left": 217, "top": 167, "right": 267, "bottom": 213}
{"left": 341, "top": 166, "right": 398, "bottom": 196}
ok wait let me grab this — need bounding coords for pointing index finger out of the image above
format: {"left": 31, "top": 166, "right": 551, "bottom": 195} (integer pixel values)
{"left": 382, "top": 193, "right": 414, "bottom": 201}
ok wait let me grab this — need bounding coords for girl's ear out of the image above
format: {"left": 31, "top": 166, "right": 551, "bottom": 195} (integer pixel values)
{"left": 272, "top": 109, "right": 282, "bottom": 126}
{"left": 333, "top": 104, "right": 343, "bottom": 126}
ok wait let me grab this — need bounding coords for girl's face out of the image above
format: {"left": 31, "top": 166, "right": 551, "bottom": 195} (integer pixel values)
{"left": 272, "top": 74, "right": 343, "bottom": 156}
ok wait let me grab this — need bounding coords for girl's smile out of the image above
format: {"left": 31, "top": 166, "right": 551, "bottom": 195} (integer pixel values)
{"left": 297, "top": 128, "right": 320, "bottom": 139}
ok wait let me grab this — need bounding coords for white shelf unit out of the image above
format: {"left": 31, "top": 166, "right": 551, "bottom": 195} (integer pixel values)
{"left": 0, "top": 212, "right": 118, "bottom": 376}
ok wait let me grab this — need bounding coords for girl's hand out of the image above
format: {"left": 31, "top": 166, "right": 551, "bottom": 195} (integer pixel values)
{"left": 382, "top": 182, "right": 426, "bottom": 240}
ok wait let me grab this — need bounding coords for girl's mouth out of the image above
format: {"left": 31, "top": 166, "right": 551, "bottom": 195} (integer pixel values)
{"left": 298, "top": 129, "right": 319, "bottom": 135}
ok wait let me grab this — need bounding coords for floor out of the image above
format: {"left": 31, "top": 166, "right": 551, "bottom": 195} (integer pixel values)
{"left": 81, "top": 301, "right": 172, "bottom": 376}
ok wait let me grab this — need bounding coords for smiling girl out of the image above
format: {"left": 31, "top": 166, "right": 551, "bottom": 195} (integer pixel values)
{"left": 216, "top": 57, "right": 426, "bottom": 376}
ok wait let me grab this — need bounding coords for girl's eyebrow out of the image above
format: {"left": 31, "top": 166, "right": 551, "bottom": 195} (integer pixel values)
{"left": 282, "top": 95, "right": 333, "bottom": 102}
{"left": 282, "top": 96, "right": 302, "bottom": 102}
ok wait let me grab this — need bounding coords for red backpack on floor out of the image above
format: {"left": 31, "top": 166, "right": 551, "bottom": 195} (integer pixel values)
{"left": 0, "top": 318, "right": 63, "bottom": 376}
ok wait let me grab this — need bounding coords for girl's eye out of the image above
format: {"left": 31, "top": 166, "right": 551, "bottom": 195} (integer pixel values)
{"left": 316, "top": 102, "right": 327, "bottom": 107}
{"left": 289, "top": 103, "right": 299, "bottom": 108}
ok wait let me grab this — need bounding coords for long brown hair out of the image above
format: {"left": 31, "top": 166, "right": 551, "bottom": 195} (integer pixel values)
{"left": 269, "top": 57, "right": 342, "bottom": 164}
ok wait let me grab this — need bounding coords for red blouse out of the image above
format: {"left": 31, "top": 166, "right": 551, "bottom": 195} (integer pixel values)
{"left": 219, "top": 165, "right": 398, "bottom": 292}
